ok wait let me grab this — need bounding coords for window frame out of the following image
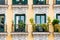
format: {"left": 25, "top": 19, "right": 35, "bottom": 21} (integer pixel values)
{"left": 14, "top": 14, "right": 26, "bottom": 32}
{"left": 35, "top": 14, "right": 46, "bottom": 24}
{"left": 56, "top": 14, "right": 60, "bottom": 19}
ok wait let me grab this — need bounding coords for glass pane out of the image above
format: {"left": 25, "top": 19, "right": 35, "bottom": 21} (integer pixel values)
{"left": 22, "top": 0, "right": 27, "bottom": 5}
{"left": 57, "top": 0, "right": 60, "bottom": 1}
{"left": 41, "top": 0, "right": 44, "bottom": 1}
{"left": 0, "top": 0, "right": 5, "bottom": 5}
{"left": 0, "top": 16, "right": 4, "bottom": 32}
{"left": 36, "top": 16, "right": 40, "bottom": 24}
{"left": 33, "top": 0, "right": 46, "bottom": 5}
{"left": 16, "top": 16, "right": 19, "bottom": 24}
{"left": 56, "top": 0, "right": 60, "bottom": 4}
{"left": 58, "top": 16, "right": 60, "bottom": 20}
{"left": 40, "top": 16, "right": 45, "bottom": 24}
{"left": 21, "top": 16, "right": 24, "bottom": 23}
{"left": 12, "top": 0, "right": 27, "bottom": 5}
{"left": 16, "top": 16, "right": 19, "bottom": 29}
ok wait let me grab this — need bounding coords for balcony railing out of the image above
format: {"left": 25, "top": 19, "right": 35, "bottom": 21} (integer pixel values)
{"left": 13, "top": 24, "right": 28, "bottom": 32}
{"left": 12, "top": 24, "right": 49, "bottom": 32}
{"left": 32, "top": 24, "right": 49, "bottom": 32}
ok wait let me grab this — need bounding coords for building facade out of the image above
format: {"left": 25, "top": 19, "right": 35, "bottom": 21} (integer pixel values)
{"left": 0, "top": 0, "right": 60, "bottom": 40}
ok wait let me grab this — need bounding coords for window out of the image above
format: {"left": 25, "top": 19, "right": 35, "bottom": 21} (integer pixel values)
{"left": 35, "top": 14, "right": 46, "bottom": 24}
{"left": 56, "top": 0, "right": 60, "bottom": 4}
{"left": 0, "top": 0, "right": 5, "bottom": 5}
{"left": 33, "top": 0, "right": 46, "bottom": 5}
{"left": 0, "top": 14, "right": 5, "bottom": 32}
{"left": 12, "top": 0, "right": 27, "bottom": 5}
{"left": 15, "top": 14, "right": 25, "bottom": 32}
{"left": 56, "top": 14, "right": 60, "bottom": 21}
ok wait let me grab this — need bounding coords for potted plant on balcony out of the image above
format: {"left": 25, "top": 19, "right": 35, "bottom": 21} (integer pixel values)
{"left": 18, "top": 20, "right": 25, "bottom": 32}
{"left": 52, "top": 19, "right": 60, "bottom": 32}
{"left": 35, "top": 24, "right": 43, "bottom": 32}
{"left": 40, "top": 24, "right": 49, "bottom": 32}
{"left": 30, "top": 18, "right": 49, "bottom": 32}
{"left": 30, "top": 18, "right": 36, "bottom": 32}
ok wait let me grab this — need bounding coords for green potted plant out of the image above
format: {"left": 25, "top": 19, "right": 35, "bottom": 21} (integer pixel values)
{"left": 18, "top": 20, "right": 25, "bottom": 32}
{"left": 35, "top": 24, "right": 43, "bottom": 32}
{"left": 30, "top": 18, "right": 36, "bottom": 32}
{"left": 52, "top": 19, "right": 60, "bottom": 32}
{"left": 40, "top": 24, "right": 49, "bottom": 32}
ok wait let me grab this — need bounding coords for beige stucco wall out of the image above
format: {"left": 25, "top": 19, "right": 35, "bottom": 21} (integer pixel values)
{"left": 4, "top": 0, "right": 55, "bottom": 40}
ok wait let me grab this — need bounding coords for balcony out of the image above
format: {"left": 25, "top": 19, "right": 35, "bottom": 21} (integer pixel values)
{"left": 12, "top": 24, "right": 28, "bottom": 32}
{"left": 31, "top": 24, "right": 49, "bottom": 32}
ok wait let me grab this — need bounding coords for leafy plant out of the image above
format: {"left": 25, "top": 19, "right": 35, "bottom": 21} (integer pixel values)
{"left": 35, "top": 24, "right": 43, "bottom": 32}
{"left": 30, "top": 18, "right": 36, "bottom": 32}
{"left": 47, "top": 17, "right": 51, "bottom": 23}
{"left": 52, "top": 19, "right": 59, "bottom": 26}
{"left": 40, "top": 24, "right": 49, "bottom": 32}
{"left": 54, "top": 24, "right": 60, "bottom": 32}
{"left": 30, "top": 18, "right": 34, "bottom": 25}
{"left": 18, "top": 20, "right": 25, "bottom": 32}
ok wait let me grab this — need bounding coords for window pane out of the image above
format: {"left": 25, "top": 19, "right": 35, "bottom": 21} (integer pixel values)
{"left": 16, "top": 16, "right": 19, "bottom": 29}
{"left": 36, "top": 16, "right": 40, "bottom": 24}
{"left": 0, "top": 0, "right": 5, "bottom": 5}
{"left": 12, "top": 0, "right": 27, "bottom": 5}
{"left": 0, "top": 15, "right": 5, "bottom": 32}
{"left": 57, "top": 16, "right": 60, "bottom": 20}
{"left": 57, "top": 0, "right": 60, "bottom": 1}
{"left": 41, "top": 16, "right": 45, "bottom": 24}
{"left": 33, "top": 0, "right": 46, "bottom": 5}
{"left": 56, "top": 0, "right": 60, "bottom": 4}
{"left": 36, "top": 14, "right": 46, "bottom": 24}
{"left": 21, "top": 16, "right": 24, "bottom": 23}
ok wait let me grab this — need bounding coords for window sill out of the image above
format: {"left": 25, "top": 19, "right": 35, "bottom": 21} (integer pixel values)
{"left": 12, "top": 5, "right": 28, "bottom": 8}
{"left": 33, "top": 5, "right": 49, "bottom": 8}
{"left": 0, "top": 5, "right": 8, "bottom": 8}
{"left": 0, "top": 32, "right": 7, "bottom": 35}
{"left": 54, "top": 5, "right": 60, "bottom": 8}
{"left": 11, "top": 32, "right": 28, "bottom": 35}
{"left": 54, "top": 32, "right": 60, "bottom": 34}
{"left": 33, "top": 32, "right": 49, "bottom": 35}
